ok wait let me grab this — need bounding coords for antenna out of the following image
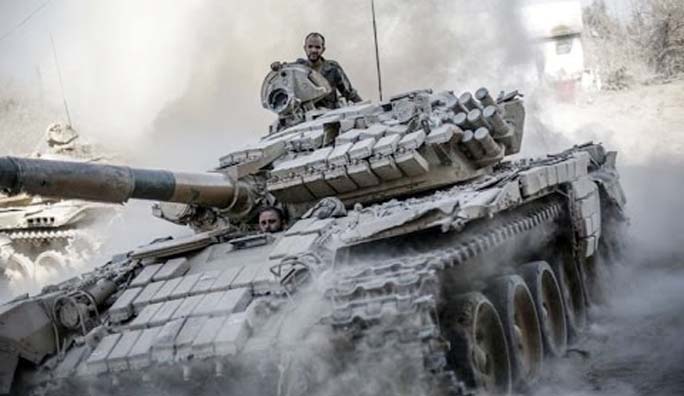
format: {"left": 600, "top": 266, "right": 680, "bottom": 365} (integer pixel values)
{"left": 49, "top": 32, "right": 72, "bottom": 127}
{"left": 371, "top": 0, "right": 383, "bottom": 101}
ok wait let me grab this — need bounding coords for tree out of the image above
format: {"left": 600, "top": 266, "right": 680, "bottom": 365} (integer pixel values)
{"left": 631, "top": 0, "right": 684, "bottom": 77}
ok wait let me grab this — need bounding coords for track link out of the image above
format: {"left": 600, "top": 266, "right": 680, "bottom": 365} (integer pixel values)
{"left": 325, "top": 198, "right": 565, "bottom": 395}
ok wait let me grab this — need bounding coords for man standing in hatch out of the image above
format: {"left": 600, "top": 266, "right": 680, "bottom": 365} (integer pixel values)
{"left": 272, "top": 32, "right": 363, "bottom": 109}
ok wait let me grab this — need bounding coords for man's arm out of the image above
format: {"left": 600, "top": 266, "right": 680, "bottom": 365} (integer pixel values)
{"left": 333, "top": 62, "right": 362, "bottom": 103}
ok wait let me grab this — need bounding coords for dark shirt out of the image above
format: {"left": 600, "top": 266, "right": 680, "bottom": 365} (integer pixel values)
{"left": 296, "top": 57, "right": 362, "bottom": 109}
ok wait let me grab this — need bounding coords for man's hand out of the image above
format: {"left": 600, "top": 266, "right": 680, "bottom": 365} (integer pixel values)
{"left": 270, "top": 61, "right": 282, "bottom": 71}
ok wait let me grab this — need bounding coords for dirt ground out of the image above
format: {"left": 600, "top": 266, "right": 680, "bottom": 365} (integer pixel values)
{"left": 528, "top": 78, "right": 684, "bottom": 396}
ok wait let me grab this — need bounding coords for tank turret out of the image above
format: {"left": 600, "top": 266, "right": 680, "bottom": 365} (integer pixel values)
{"left": 0, "top": 125, "right": 122, "bottom": 294}
{"left": 0, "top": 64, "right": 526, "bottom": 233}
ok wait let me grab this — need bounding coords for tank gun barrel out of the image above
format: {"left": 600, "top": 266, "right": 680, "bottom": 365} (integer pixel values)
{"left": 0, "top": 156, "right": 253, "bottom": 213}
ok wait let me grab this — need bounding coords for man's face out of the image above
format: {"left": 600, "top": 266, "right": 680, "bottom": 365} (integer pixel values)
{"left": 259, "top": 210, "right": 283, "bottom": 233}
{"left": 304, "top": 36, "right": 325, "bottom": 63}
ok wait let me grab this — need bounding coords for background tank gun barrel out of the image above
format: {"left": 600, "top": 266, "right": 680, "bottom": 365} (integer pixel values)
{"left": 0, "top": 157, "right": 254, "bottom": 214}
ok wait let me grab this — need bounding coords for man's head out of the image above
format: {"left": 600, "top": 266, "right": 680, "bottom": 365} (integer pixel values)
{"left": 258, "top": 207, "right": 285, "bottom": 233}
{"left": 304, "top": 32, "right": 326, "bottom": 63}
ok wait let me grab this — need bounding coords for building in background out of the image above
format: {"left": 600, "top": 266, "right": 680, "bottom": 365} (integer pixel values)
{"left": 522, "top": 1, "right": 599, "bottom": 99}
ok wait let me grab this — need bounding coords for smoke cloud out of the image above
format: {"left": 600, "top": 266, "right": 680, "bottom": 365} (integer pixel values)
{"left": 1, "top": 0, "right": 539, "bottom": 257}
{"left": 1, "top": 0, "right": 538, "bottom": 168}
{"left": 1, "top": 1, "right": 683, "bottom": 395}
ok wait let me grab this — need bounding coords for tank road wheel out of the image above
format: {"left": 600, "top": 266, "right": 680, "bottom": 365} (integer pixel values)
{"left": 485, "top": 275, "right": 543, "bottom": 390}
{"left": 35, "top": 250, "right": 69, "bottom": 271}
{"left": 34, "top": 250, "right": 69, "bottom": 283}
{"left": 519, "top": 261, "right": 567, "bottom": 358}
{"left": 1, "top": 251, "right": 34, "bottom": 286}
{"left": 443, "top": 292, "right": 511, "bottom": 395}
{"left": 551, "top": 256, "right": 586, "bottom": 339}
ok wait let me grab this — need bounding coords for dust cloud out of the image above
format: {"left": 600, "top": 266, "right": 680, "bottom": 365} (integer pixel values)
{"left": 2, "top": 0, "right": 538, "bottom": 257}
{"left": 1, "top": 0, "right": 683, "bottom": 395}
{"left": 523, "top": 42, "right": 684, "bottom": 396}
{"left": 528, "top": 157, "right": 684, "bottom": 396}
{"left": 1, "top": 0, "right": 537, "bottom": 168}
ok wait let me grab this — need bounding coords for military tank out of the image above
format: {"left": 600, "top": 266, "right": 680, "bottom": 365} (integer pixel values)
{"left": 0, "top": 62, "right": 626, "bottom": 396}
{"left": 0, "top": 123, "right": 117, "bottom": 294}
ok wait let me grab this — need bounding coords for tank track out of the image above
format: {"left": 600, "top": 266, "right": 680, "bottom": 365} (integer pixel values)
{"left": 4, "top": 229, "right": 77, "bottom": 242}
{"left": 325, "top": 198, "right": 565, "bottom": 395}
